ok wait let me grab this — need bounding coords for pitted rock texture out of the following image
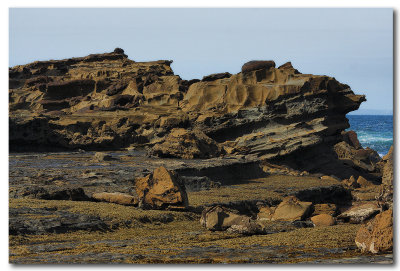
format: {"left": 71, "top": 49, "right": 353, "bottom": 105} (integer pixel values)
{"left": 355, "top": 209, "right": 393, "bottom": 254}
{"left": 10, "top": 49, "right": 367, "bottom": 172}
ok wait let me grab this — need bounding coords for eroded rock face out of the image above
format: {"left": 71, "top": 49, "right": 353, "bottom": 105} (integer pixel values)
{"left": 377, "top": 146, "right": 393, "bottom": 210}
{"left": 135, "top": 166, "right": 188, "bottom": 210}
{"left": 355, "top": 209, "right": 393, "bottom": 254}
{"left": 149, "top": 128, "right": 225, "bottom": 159}
{"left": 10, "top": 49, "right": 366, "bottom": 167}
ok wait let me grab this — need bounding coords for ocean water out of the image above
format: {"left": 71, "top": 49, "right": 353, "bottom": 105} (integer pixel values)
{"left": 346, "top": 115, "right": 393, "bottom": 157}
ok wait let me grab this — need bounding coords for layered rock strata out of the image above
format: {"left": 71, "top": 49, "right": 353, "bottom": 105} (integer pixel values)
{"left": 10, "top": 49, "right": 372, "bottom": 179}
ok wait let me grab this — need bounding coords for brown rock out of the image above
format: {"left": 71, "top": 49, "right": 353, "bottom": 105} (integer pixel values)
{"left": 337, "top": 202, "right": 380, "bottom": 223}
{"left": 200, "top": 205, "right": 248, "bottom": 231}
{"left": 202, "top": 72, "right": 231, "bottom": 82}
{"left": 271, "top": 196, "right": 312, "bottom": 222}
{"left": 311, "top": 214, "right": 336, "bottom": 227}
{"left": 382, "top": 145, "right": 393, "bottom": 186}
{"left": 355, "top": 209, "right": 393, "bottom": 253}
{"left": 343, "top": 130, "right": 362, "bottom": 149}
{"left": 356, "top": 176, "right": 375, "bottom": 188}
{"left": 241, "top": 60, "right": 276, "bottom": 73}
{"left": 135, "top": 166, "right": 188, "bottom": 210}
{"left": 149, "top": 128, "right": 225, "bottom": 159}
{"left": 257, "top": 206, "right": 275, "bottom": 221}
{"left": 342, "top": 175, "right": 359, "bottom": 188}
{"left": 92, "top": 192, "right": 138, "bottom": 206}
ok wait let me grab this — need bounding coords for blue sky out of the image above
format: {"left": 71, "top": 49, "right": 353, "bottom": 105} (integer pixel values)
{"left": 9, "top": 8, "right": 393, "bottom": 114}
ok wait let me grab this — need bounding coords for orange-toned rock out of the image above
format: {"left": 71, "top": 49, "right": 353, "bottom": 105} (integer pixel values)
{"left": 92, "top": 192, "right": 138, "bottom": 206}
{"left": 382, "top": 145, "right": 393, "bottom": 186}
{"left": 271, "top": 196, "right": 312, "bottom": 222}
{"left": 135, "top": 166, "right": 188, "bottom": 210}
{"left": 355, "top": 209, "right": 393, "bottom": 253}
{"left": 311, "top": 214, "right": 336, "bottom": 227}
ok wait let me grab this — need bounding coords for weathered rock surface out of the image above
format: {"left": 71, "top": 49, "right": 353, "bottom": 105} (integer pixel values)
{"left": 355, "top": 209, "right": 393, "bottom": 254}
{"left": 271, "top": 196, "right": 312, "bottom": 222}
{"left": 135, "top": 166, "right": 188, "bottom": 209}
{"left": 337, "top": 202, "right": 380, "bottom": 224}
{"left": 149, "top": 128, "right": 225, "bottom": 159}
{"left": 200, "top": 205, "right": 248, "bottom": 231}
{"left": 200, "top": 205, "right": 266, "bottom": 235}
{"left": 311, "top": 214, "right": 336, "bottom": 227}
{"left": 92, "top": 192, "right": 138, "bottom": 206}
{"left": 377, "top": 146, "right": 393, "bottom": 210}
{"left": 9, "top": 207, "right": 108, "bottom": 235}
{"left": 10, "top": 49, "right": 369, "bottom": 181}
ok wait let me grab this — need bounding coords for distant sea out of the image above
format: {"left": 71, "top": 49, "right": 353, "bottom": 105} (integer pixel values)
{"left": 347, "top": 115, "right": 393, "bottom": 157}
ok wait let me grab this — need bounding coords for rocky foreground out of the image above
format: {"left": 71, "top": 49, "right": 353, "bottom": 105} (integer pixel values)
{"left": 9, "top": 49, "right": 393, "bottom": 264}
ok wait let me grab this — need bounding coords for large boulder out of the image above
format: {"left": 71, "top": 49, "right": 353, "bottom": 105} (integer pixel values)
{"left": 135, "top": 166, "right": 188, "bottom": 210}
{"left": 241, "top": 60, "right": 276, "bottom": 73}
{"left": 271, "top": 196, "right": 312, "bottom": 222}
{"left": 355, "top": 209, "right": 393, "bottom": 253}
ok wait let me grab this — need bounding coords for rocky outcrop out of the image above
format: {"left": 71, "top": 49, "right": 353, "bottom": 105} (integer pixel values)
{"left": 355, "top": 209, "right": 393, "bottom": 254}
{"left": 135, "top": 166, "right": 188, "bottom": 210}
{"left": 10, "top": 49, "right": 365, "bottom": 160}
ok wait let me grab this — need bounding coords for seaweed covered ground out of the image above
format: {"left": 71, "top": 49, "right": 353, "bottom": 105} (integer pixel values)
{"left": 9, "top": 151, "right": 392, "bottom": 264}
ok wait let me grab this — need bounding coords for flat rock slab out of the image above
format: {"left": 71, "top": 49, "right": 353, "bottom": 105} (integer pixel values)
{"left": 9, "top": 207, "right": 108, "bottom": 235}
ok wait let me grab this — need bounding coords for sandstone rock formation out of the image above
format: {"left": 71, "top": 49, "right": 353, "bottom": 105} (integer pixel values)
{"left": 355, "top": 209, "right": 393, "bottom": 254}
{"left": 149, "top": 128, "right": 225, "bottom": 159}
{"left": 377, "top": 146, "right": 394, "bottom": 210}
{"left": 9, "top": 49, "right": 376, "bottom": 180}
{"left": 135, "top": 166, "right": 188, "bottom": 209}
